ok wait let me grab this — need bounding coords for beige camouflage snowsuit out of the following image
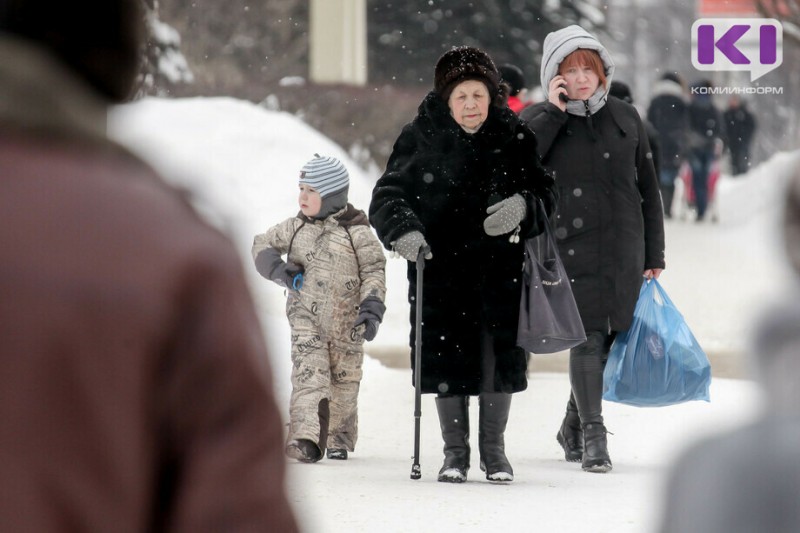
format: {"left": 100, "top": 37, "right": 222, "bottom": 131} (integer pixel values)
{"left": 252, "top": 205, "right": 386, "bottom": 452}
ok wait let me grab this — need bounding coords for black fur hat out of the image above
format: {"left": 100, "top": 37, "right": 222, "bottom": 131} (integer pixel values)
{"left": 499, "top": 64, "right": 526, "bottom": 96}
{"left": 434, "top": 46, "right": 507, "bottom": 106}
{"left": 661, "top": 72, "right": 685, "bottom": 86}
{"left": 0, "top": 0, "right": 144, "bottom": 102}
{"left": 609, "top": 80, "right": 633, "bottom": 104}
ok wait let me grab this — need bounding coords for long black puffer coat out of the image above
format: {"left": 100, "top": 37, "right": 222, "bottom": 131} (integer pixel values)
{"left": 370, "top": 91, "right": 556, "bottom": 395}
{"left": 521, "top": 97, "right": 665, "bottom": 333}
{"left": 647, "top": 80, "right": 690, "bottom": 172}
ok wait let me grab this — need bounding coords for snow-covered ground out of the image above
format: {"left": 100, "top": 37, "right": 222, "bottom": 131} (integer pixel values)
{"left": 110, "top": 97, "right": 799, "bottom": 532}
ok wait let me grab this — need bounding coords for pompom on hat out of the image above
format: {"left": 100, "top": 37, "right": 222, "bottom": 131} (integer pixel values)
{"left": 434, "top": 46, "right": 507, "bottom": 106}
{"left": 299, "top": 154, "right": 349, "bottom": 199}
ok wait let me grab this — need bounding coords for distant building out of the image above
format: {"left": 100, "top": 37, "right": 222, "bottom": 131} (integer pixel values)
{"left": 698, "top": 0, "right": 758, "bottom": 16}
{"left": 309, "top": 0, "right": 367, "bottom": 86}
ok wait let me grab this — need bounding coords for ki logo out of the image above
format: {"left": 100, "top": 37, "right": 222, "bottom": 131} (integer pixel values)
{"left": 691, "top": 18, "right": 783, "bottom": 82}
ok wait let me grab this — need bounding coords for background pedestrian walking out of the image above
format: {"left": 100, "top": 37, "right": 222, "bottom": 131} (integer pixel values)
{"left": 686, "top": 78, "right": 724, "bottom": 222}
{"left": 723, "top": 95, "right": 757, "bottom": 176}
{"left": 499, "top": 63, "right": 531, "bottom": 114}
{"left": 647, "top": 72, "right": 690, "bottom": 218}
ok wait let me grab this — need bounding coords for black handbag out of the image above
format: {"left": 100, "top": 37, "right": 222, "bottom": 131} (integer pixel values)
{"left": 516, "top": 201, "right": 586, "bottom": 354}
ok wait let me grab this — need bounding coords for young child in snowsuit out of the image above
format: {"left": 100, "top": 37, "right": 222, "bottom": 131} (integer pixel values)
{"left": 252, "top": 154, "right": 387, "bottom": 463}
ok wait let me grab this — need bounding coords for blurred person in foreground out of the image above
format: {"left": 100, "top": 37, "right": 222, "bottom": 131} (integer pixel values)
{"left": 370, "top": 46, "right": 555, "bottom": 484}
{"left": 520, "top": 25, "right": 665, "bottom": 473}
{"left": 0, "top": 0, "right": 298, "bottom": 531}
{"left": 658, "top": 163, "right": 800, "bottom": 533}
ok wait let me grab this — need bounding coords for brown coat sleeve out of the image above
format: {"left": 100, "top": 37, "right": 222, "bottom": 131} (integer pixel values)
{"left": 158, "top": 236, "right": 299, "bottom": 532}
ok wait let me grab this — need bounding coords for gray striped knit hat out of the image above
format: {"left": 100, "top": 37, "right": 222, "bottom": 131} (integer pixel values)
{"left": 299, "top": 154, "right": 349, "bottom": 198}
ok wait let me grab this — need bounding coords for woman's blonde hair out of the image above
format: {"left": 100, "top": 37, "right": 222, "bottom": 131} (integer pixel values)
{"left": 558, "top": 49, "right": 607, "bottom": 89}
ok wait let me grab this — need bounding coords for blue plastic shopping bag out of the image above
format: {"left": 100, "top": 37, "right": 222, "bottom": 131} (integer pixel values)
{"left": 603, "top": 279, "right": 711, "bottom": 407}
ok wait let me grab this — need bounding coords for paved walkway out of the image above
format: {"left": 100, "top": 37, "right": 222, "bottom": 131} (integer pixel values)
{"left": 366, "top": 345, "right": 747, "bottom": 379}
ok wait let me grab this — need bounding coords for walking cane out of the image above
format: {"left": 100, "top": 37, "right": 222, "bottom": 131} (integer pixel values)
{"left": 410, "top": 246, "right": 429, "bottom": 480}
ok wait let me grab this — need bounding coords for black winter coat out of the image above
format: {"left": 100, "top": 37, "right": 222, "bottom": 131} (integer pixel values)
{"left": 688, "top": 97, "right": 723, "bottom": 155}
{"left": 521, "top": 98, "right": 665, "bottom": 332}
{"left": 643, "top": 117, "right": 662, "bottom": 181}
{"left": 647, "top": 93, "right": 689, "bottom": 171}
{"left": 723, "top": 105, "right": 756, "bottom": 150}
{"left": 370, "top": 92, "right": 555, "bottom": 395}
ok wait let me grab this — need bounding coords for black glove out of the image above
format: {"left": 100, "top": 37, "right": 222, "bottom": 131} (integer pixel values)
{"left": 353, "top": 296, "right": 386, "bottom": 342}
{"left": 254, "top": 248, "right": 304, "bottom": 290}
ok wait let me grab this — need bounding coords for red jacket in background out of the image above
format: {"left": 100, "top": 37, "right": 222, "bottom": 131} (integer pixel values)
{"left": 508, "top": 95, "right": 530, "bottom": 114}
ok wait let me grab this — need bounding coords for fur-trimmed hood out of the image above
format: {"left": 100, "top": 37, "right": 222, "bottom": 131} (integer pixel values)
{"left": 651, "top": 78, "right": 687, "bottom": 101}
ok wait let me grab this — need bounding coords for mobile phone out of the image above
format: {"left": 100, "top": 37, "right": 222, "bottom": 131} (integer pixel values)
{"left": 558, "top": 83, "right": 569, "bottom": 103}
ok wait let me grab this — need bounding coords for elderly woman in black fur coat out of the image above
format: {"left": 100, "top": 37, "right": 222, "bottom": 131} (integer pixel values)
{"left": 369, "top": 46, "right": 555, "bottom": 484}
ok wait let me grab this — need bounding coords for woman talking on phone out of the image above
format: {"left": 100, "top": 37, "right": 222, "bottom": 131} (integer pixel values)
{"left": 520, "top": 25, "right": 665, "bottom": 473}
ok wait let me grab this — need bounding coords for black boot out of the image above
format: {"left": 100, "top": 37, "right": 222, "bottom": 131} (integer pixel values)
{"left": 556, "top": 395, "right": 583, "bottom": 462}
{"left": 570, "top": 332, "right": 613, "bottom": 472}
{"left": 286, "top": 398, "right": 329, "bottom": 463}
{"left": 435, "top": 395, "right": 470, "bottom": 483}
{"left": 285, "top": 439, "right": 322, "bottom": 463}
{"left": 478, "top": 392, "right": 513, "bottom": 482}
{"left": 582, "top": 422, "right": 612, "bottom": 473}
{"left": 326, "top": 449, "right": 348, "bottom": 460}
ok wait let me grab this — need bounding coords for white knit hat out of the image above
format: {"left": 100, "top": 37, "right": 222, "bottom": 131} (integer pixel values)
{"left": 299, "top": 154, "right": 349, "bottom": 198}
{"left": 539, "top": 25, "right": 615, "bottom": 101}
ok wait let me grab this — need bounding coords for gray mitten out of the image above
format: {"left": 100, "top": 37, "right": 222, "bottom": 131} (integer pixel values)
{"left": 483, "top": 193, "right": 527, "bottom": 236}
{"left": 254, "top": 248, "right": 304, "bottom": 290}
{"left": 272, "top": 262, "right": 304, "bottom": 290}
{"left": 392, "top": 231, "right": 432, "bottom": 262}
{"left": 353, "top": 297, "right": 386, "bottom": 342}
